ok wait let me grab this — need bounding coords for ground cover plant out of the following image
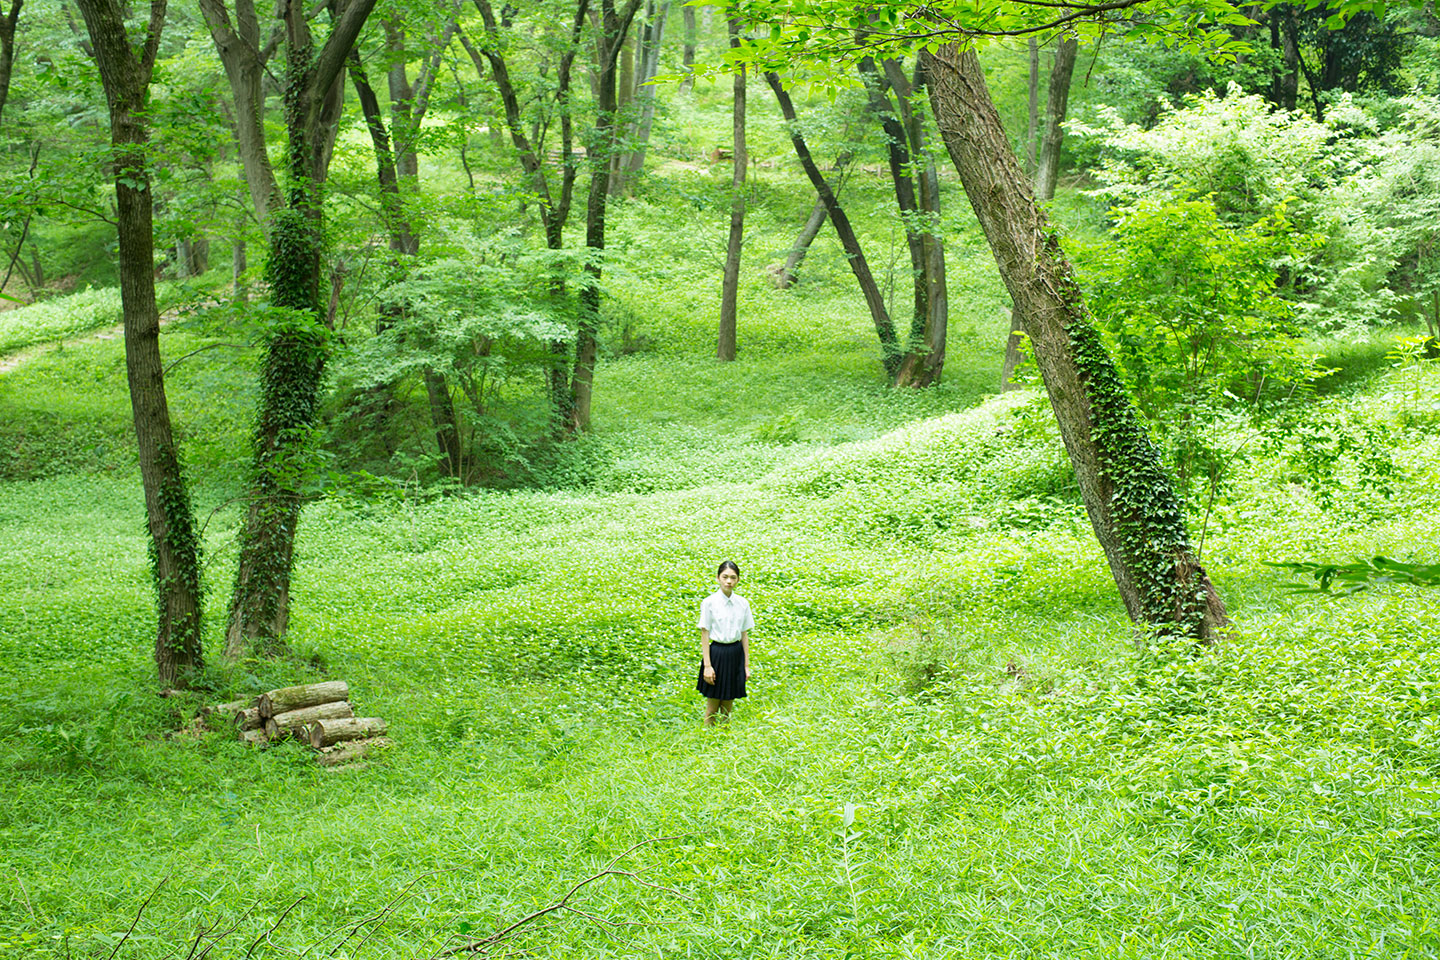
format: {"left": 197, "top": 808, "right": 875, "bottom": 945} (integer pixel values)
{"left": 3, "top": 5, "right": 1440, "bottom": 957}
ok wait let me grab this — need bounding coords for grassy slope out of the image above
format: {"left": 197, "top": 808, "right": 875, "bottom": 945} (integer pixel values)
{"left": 3, "top": 50, "right": 1440, "bottom": 960}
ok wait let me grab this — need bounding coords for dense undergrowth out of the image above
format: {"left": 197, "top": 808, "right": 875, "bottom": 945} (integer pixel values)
{"left": 2, "top": 302, "right": 1438, "bottom": 955}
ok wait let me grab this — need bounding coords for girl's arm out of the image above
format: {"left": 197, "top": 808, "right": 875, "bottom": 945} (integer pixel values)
{"left": 741, "top": 630, "right": 750, "bottom": 678}
{"left": 700, "top": 628, "right": 715, "bottom": 683}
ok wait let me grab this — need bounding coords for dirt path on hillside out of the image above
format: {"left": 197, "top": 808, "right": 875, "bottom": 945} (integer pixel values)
{"left": 0, "top": 322, "right": 128, "bottom": 375}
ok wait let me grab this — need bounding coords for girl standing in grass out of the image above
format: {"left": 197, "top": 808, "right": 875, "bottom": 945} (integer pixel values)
{"left": 696, "top": 560, "right": 753, "bottom": 725}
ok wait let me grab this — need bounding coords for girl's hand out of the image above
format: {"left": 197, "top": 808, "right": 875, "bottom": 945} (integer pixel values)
{"left": 704, "top": 665, "right": 716, "bottom": 684}
{"left": 745, "top": 665, "right": 752, "bottom": 679}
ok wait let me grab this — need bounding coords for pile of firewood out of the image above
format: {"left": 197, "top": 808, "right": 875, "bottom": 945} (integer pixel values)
{"left": 205, "top": 681, "right": 390, "bottom": 766}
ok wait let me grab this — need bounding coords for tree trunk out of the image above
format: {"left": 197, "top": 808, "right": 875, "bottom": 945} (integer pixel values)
{"left": 873, "top": 57, "right": 947, "bottom": 388}
{"left": 234, "top": 705, "right": 263, "bottom": 730}
{"left": 349, "top": 41, "right": 464, "bottom": 480}
{"left": 308, "top": 716, "right": 388, "bottom": 749}
{"left": 198, "top": 0, "right": 283, "bottom": 226}
{"left": 257, "top": 679, "right": 350, "bottom": 718}
{"left": 265, "top": 700, "right": 353, "bottom": 739}
{"left": 773, "top": 150, "right": 853, "bottom": 289}
{"left": 776, "top": 200, "right": 826, "bottom": 288}
{"left": 679, "top": 3, "right": 696, "bottom": 91}
{"left": 569, "top": 0, "right": 643, "bottom": 433}
{"left": 620, "top": 0, "right": 669, "bottom": 181}
{"left": 0, "top": 0, "right": 19, "bottom": 128}
{"left": 924, "top": 44, "right": 1226, "bottom": 641}
{"left": 717, "top": 13, "right": 744, "bottom": 362}
{"left": 317, "top": 736, "right": 392, "bottom": 766}
{"left": 465, "top": 0, "right": 590, "bottom": 431}
{"left": 225, "top": 0, "right": 378, "bottom": 658}
{"left": 766, "top": 71, "right": 902, "bottom": 379}
{"left": 1000, "top": 306, "right": 1027, "bottom": 391}
{"left": 76, "top": 0, "right": 206, "bottom": 689}
{"left": 1034, "top": 35, "right": 1077, "bottom": 203}
{"left": 1026, "top": 38, "right": 1038, "bottom": 174}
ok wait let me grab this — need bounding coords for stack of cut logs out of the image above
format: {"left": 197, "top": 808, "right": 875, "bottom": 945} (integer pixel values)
{"left": 207, "top": 681, "right": 390, "bottom": 766}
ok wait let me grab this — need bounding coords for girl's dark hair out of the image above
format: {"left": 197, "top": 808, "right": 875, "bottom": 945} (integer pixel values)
{"left": 717, "top": 560, "right": 740, "bottom": 577}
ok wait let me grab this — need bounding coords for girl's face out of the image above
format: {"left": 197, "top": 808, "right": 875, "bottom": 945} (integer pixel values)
{"left": 718, "top": 569, "right": 739, "bottom": 595}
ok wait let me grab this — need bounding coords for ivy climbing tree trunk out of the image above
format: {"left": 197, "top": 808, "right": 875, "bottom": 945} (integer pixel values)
{"left": 225, "top": 0, "right": 378, "bottom": 658}
{"left": 569, "top": 0, "right": 643, "bottom": 432}
{"left": 925, "top": 43, "right": 1227, "bottom": 640}
{"left": 767, "top": 70, "right": 902, "bottom": 380}
{"left": 75, "top": 0, "right": 205, "bottom": 687}
{"left": 717, "top": 12, "right": 745, "bottom": 362}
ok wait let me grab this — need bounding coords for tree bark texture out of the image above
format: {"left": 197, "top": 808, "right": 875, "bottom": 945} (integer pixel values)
{"left": 569, "top": 0, "right": 643, "bottom": 432}
{"left": 265, "top": 700, "right": 353, "bottom": 739}
{"left": 235, "top": 705, "right": 263, "bottom": 730}
{"left": 717, "top": 14, "right": 745, "bottom": 362}
{"left": 924, "top": 44, "right": 1226, "bottom": 641}
{"left": 308, "top": 716, "right": 387, "bottom": 748}
{"left": 766, "top": 71, "right": 901, "bottom": 379}
{"left": 257, "top": 680, "right": 350, "bottom": 718}
{"left": 225, "top": 0, "right": 378, "bottom": 658}
{"left": 0, "top": 0, "right": 19, "bottom": 128}
{"left": 1034, "top": 35, "right": 1078, "bottom": 203}
{"left": 76, "top": 0, "right": 206, "bottom": 688}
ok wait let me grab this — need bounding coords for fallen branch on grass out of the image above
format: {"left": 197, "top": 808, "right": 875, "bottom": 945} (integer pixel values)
{"left": 434, "top": 836, "right": 689, "bottom": 958}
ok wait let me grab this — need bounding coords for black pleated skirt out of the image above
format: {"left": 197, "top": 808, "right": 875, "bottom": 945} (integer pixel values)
{"left": 697, "top": 641, "right": 747, "bottom": 700}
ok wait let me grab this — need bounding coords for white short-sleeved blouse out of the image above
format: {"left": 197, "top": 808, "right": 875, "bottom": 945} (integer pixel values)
{"left": 697, "top": 591, "right": 754, "bottom": 645}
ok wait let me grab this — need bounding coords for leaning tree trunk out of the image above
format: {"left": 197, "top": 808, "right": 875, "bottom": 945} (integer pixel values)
{"left": 76, "top": 0, "right": 205, "bottom": 687}
{"left": 717, "top": 13, "right": 745, "bottom": 362}
{"left": 766, "top": 71, "right": 902, "bottom": 379}
{"left": 925, "top": 44, "right": 1226, "bottom": 641}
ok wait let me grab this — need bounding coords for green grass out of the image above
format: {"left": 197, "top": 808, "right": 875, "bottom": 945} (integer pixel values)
{"left": 2, "top": 337, "right": 1439, "bottom": 957}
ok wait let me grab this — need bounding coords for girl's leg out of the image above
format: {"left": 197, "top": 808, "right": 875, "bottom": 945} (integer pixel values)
{"left": 717, "top": 699, "right": 734, "bottom": 720}
{"left": 704, "top": 698, "right": 722, "bottom": 725}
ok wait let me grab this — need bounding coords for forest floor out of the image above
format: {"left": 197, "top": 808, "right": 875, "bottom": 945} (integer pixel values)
{"left": 2, "top": 274, "right": 1439, "bottom": 957}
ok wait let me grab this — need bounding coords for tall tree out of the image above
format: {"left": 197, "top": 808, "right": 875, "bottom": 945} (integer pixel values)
{"left": 348, "top": 16, "right": 464, "bottom": 479}
{"left": 861, "top": 54, "right": 948, "bottom": 386}
{"left": 1033, "top": 35, "right": 1077, "bottom": 203}
{"left": 460, "top": 0, "right": 591, "bottom": 427}
{"left": 923, "top": 44, "right": 1226, "bottom": 640}
{"left": 717, "top": 11, "right": 745, "bottom": 362}
{"left": 73, "top": 0, "right": 205, "bottom": 685}
{"left": 223, "top": 0, "right": 378, "bottom": 657}
{"left": 568, "top": 0, "right": 643, "bottom": 432}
